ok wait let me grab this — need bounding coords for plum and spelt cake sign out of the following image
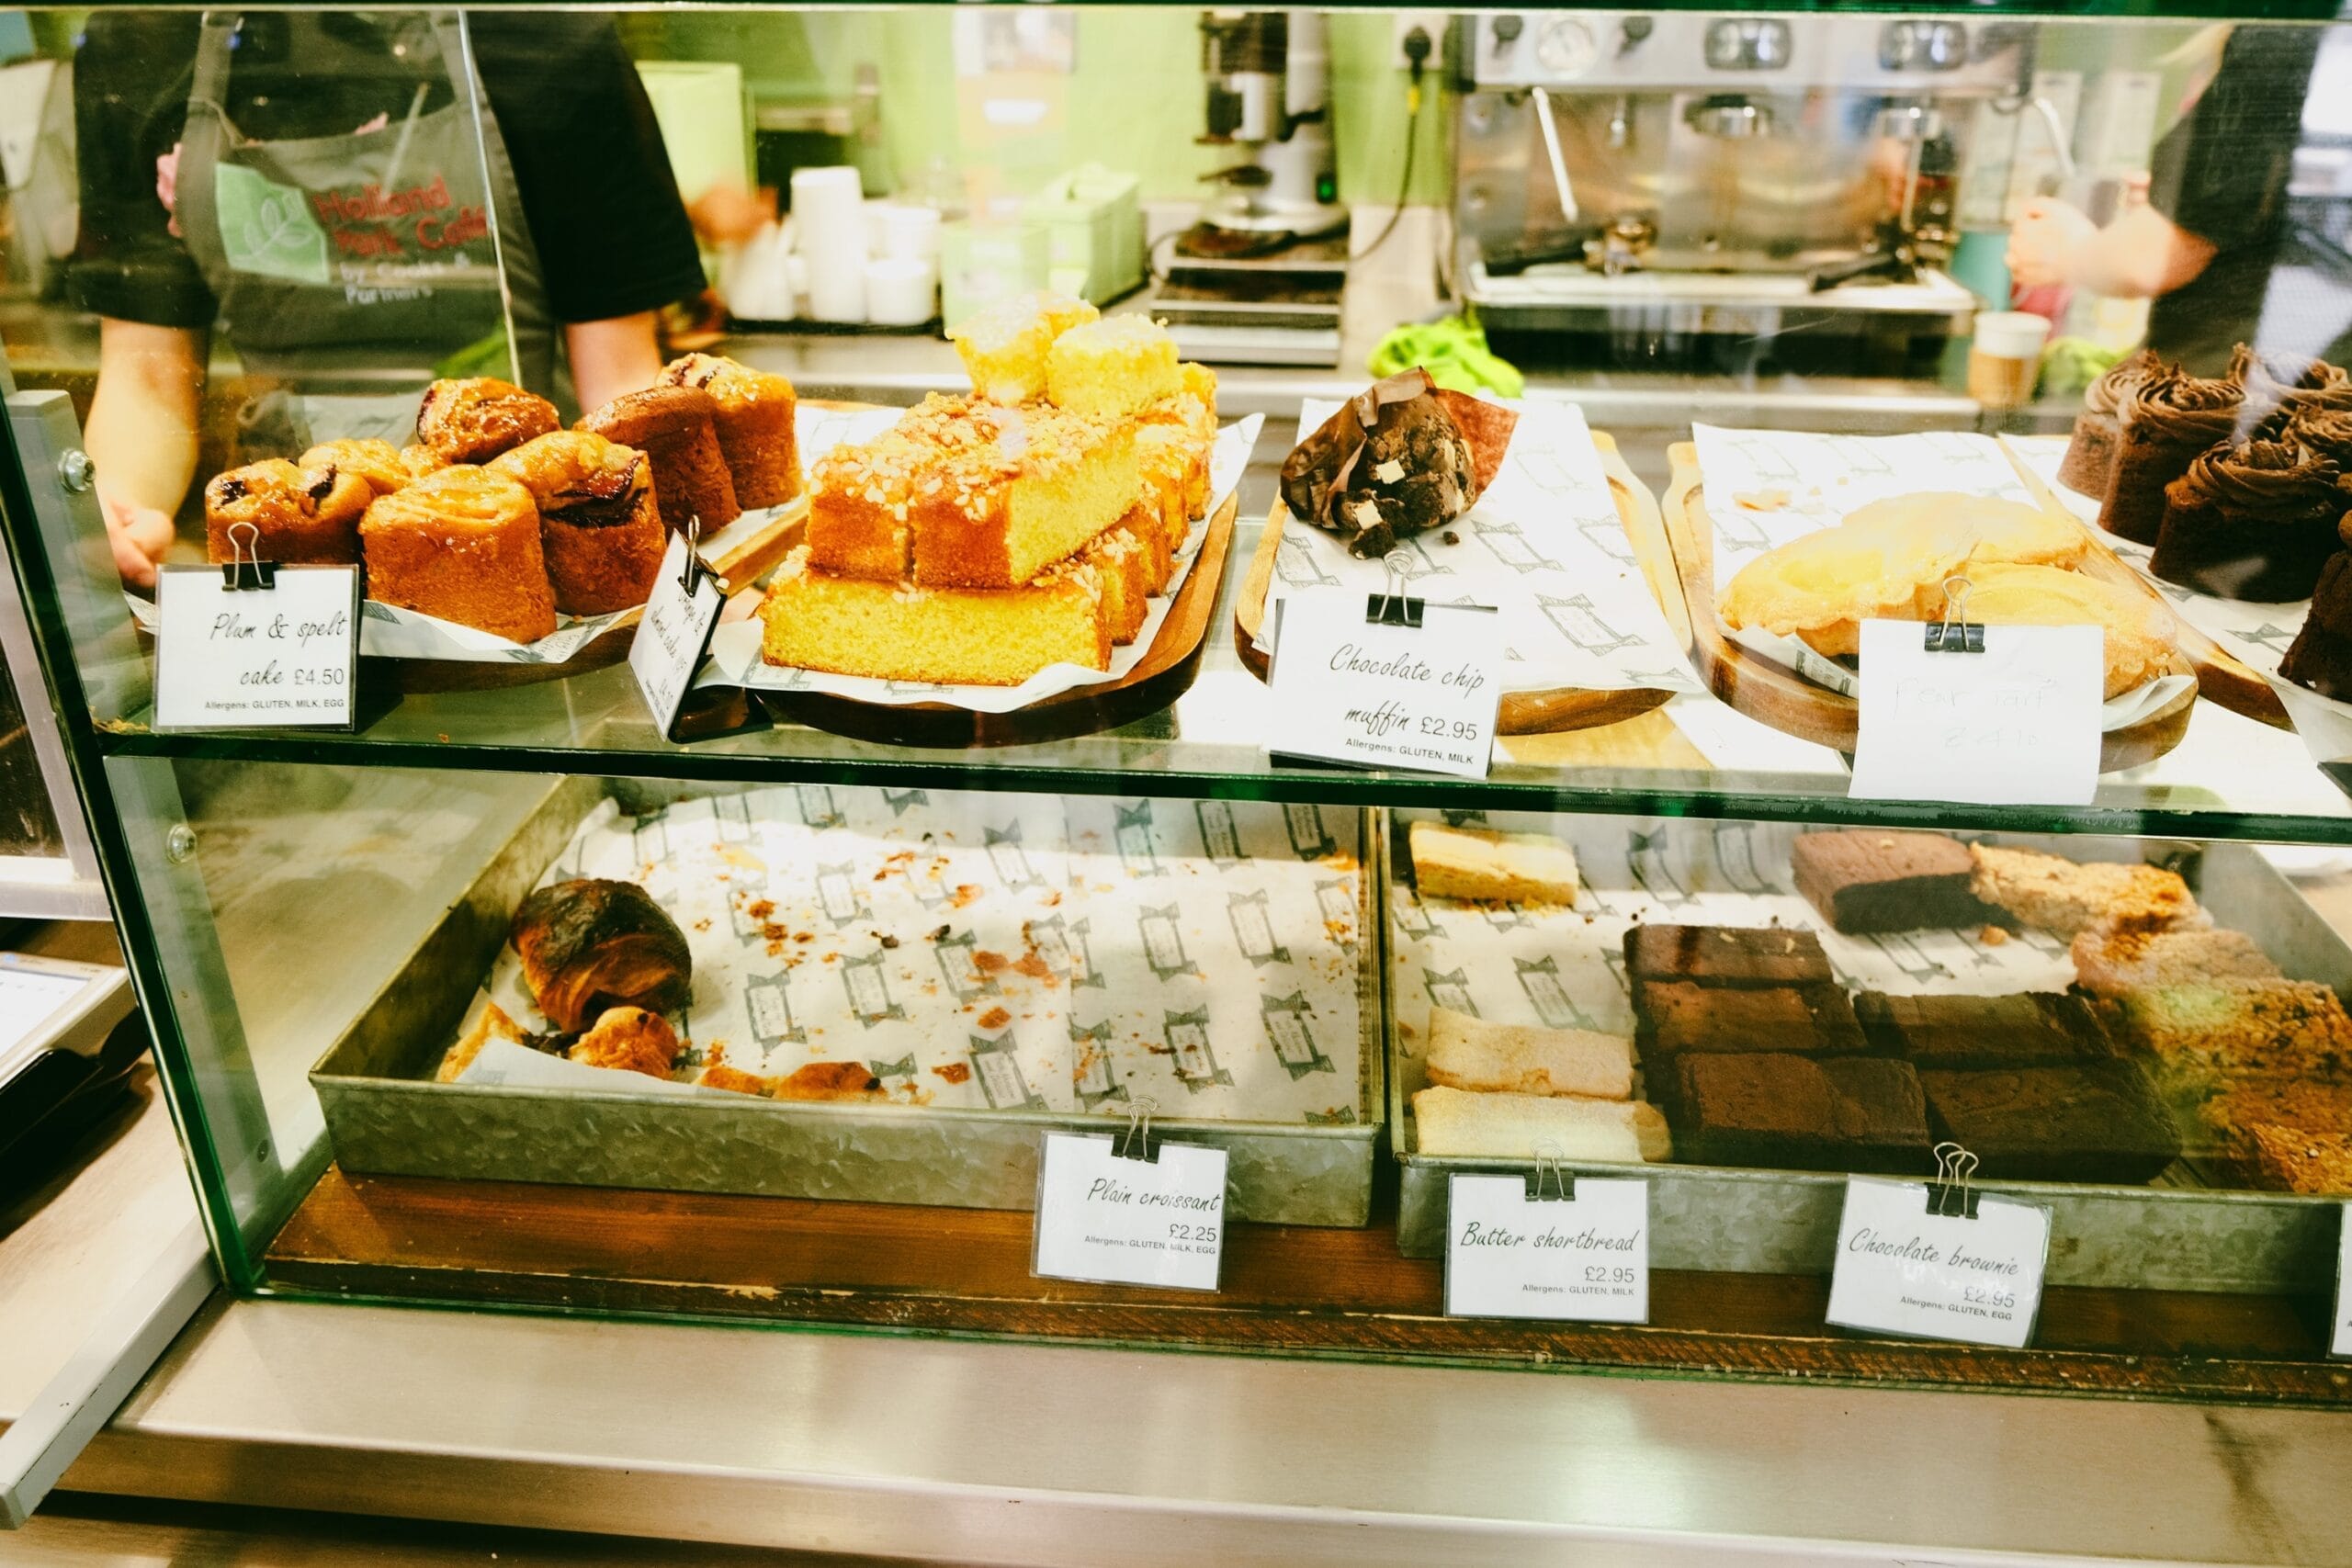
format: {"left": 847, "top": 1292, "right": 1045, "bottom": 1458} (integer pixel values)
{"left": 457, "top": 786, "right": 1363, "bottom": 1122}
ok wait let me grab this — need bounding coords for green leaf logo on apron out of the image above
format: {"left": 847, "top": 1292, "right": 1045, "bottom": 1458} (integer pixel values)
{"left": 213, "top": 162, "right": 331, "bottom": 286}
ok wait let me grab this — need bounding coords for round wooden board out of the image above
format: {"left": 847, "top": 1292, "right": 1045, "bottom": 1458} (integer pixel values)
{"left": 756, "top": 492, "right": 1238, "bottom": 750}
{"left": 1231, "top": 429, "right": 1676, "bottom": 736}
{"left": 1657, "top": 445, "right": 2198, "bottom": 773}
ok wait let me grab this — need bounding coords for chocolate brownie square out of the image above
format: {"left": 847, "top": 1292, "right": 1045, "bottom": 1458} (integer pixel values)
{"left": 1790, "top": 830, "right": 2004, "bottom": 934}
{"left": 1623, "top": 924, "right": 1833, "bottom": 987}
{"left": 1634, "top": 979, "right": 1867, "bottom": 1057}
{"left": 1674, "top": 1054, "right": 1933, "bottom": 1175}
{"left": 1853, "top": 991, "right": 2118, "bottom": 1069}
{"left": 1917, "top": 1062, "right": 2180, "bottom": 1185}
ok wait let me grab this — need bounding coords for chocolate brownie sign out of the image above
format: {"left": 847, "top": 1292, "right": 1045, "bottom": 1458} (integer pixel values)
{"left": 1826, "top": 1177, "right": 2051, "bottom": 1348}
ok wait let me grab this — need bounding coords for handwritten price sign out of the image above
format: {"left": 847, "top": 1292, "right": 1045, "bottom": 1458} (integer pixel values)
{"left": 1267, "top": 590, "right": 1503, "bottom": 779}
{"left": 1849, "top": 621, "right": 2102, "bottom": 806}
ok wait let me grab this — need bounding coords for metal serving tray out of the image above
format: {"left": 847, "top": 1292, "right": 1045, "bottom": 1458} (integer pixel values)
{"left": 1384, "top": 811, "right": 2347, "bottom": 1292}
{"left": 311, "top": 779, "right": 1384, "bottom": 1226}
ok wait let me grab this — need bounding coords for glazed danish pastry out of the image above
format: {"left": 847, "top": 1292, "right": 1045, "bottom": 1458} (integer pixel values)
{"left": 490, "top": 432, "right": 666, "bottom": 615}
{"left": 659, "top": 354, "right": 802, "bottom": 509}
{"left": 204, "top": 458, "right": 371, "bottom": 566}
{"left": 298, "top": 437, "right": 410, "bottom": 500}
{"left": 415, "top": 377, "right": 560, "bottom": 465}
{"left": 579, "top": 385, "right": 741, "bottom": 535}
{"left": 359, "top": 467, "right": 557, "bottom": 644}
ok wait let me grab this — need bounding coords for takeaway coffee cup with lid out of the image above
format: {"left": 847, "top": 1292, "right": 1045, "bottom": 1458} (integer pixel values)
{"left": 1969, "top": 310, "right": 2052, "bottom": 410}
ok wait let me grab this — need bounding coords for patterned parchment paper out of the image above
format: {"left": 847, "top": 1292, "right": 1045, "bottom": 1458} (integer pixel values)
{"left": 454, "top": 785, "right": 1363, "bottom": 1124}
{"left": 1260, "top": 399, "right": 1698, "bottom": 696}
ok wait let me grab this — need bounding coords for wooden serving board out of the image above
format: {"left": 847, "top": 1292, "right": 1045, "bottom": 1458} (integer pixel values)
{"left": 1231, "top": 430, "right": 1677, "bottom": 736}
{"left": 756, "top": 489, "right": 1238, "bottom": 750}
{"left": 2000, "top": 447, "right": 2292, "bottom": 731}
{"left": 1658, "top": 443, "right": 2198, "bottom": 773}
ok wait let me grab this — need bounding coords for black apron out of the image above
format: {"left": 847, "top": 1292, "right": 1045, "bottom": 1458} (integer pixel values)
{"left": 169, "top": 11, "right": 566, "bottom": 454}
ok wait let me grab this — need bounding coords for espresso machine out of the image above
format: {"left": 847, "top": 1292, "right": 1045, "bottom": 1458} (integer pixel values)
{"left": 1148, "top": 9, "right": 1349, "bottom": 367}
{"left": 1453, "top": 13, "right": 2030, "bottom": 367}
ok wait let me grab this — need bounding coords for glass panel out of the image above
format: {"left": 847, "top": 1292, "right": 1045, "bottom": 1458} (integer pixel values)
{"left": 5, "top": 5, "right": 2351, "bottom": 1395}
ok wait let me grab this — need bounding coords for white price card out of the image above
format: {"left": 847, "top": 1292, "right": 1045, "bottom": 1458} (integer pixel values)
{"left": 1443, "top": 1173, "right": 1648, "bottom": 1323}
{"left": 628, "top": 531, "right": 724, "bottom": 739}
{"left": 1849, "top": 620, "right": 2101, "bottom": 807}
{"left": 2333, "top": 1205, "right": 2352, "bottom": 1359}
{"left": 153, "top": 564, "right": 358, "bottom": 731}
{"left": 1826, "top": 1176, "right": 2051, "bottom": 1348}
{"left": 1266, "top": 588, "right": 1503, "bottom": 779}
{"left": 1032, "top": 1132, "right": 1227, "bottom": 1292}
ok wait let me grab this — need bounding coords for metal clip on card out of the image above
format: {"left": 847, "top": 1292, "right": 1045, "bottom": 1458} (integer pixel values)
{"left": 1923, "top": 575, "right": 1983, "bottom": 653}
{"left": 1928, "top": 1140, "right": 1982, "bottom": 1220}
{"left": 1366, "top": 548, "right": 1425, "bottom": 629}
{"left": 218, "top": 521, "right": 277, "bottom": 592}
{"left": 1112, "top": 1096, "right": 1159, "bottom": 1164}
{"left": 1525, "top": 1139, "right": 1575, "bottom": 1202}
{"left": 679, "top": 516, "right": 708, "bottom": 595}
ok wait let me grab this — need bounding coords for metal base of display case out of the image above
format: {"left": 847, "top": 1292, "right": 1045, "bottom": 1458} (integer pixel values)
{"left": 42, "top": 1290, "right": 2352, "bottom": 1567}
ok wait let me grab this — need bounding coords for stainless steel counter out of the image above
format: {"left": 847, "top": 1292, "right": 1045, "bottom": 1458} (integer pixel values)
{"left": 39, "top": 1292, "right": 2352, "bottom": 1567}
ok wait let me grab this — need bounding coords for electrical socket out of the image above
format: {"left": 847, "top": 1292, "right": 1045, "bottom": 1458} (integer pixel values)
{"left": 1389, "top": 11, "right": 1447, "bottom": 72}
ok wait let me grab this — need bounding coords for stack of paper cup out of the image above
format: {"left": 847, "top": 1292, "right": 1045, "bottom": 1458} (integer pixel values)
{"left": 865, "top": 258, "right": 936, "bottom": 326}
{"left": 791, "top": 166, "right": 868, "bottom": 323}
{"left": 876, "top": 204, "right": 943, "bottom": 264}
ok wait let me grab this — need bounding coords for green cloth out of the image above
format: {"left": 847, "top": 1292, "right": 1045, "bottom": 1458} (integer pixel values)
{"left": 1369, "top": 316, "right": 1523, "bottom": 398}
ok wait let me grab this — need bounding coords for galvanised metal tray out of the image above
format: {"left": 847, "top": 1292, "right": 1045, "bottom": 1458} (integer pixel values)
{"left": 1384, "top": 810, "right": 2347, "bottom": 1292}
{"left": 311, "top": 779, "right": 1384, "bottom": 1226}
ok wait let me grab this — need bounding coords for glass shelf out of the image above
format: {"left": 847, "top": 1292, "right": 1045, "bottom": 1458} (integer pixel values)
{"left": 93, "top": 515, "right": 2352, "bottom": 845}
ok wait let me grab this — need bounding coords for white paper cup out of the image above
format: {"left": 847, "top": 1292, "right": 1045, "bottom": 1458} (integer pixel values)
{"left": 865, "top": 257, "right": 938, "bottom": 326}
{"left": 791, "top": 166, "right": 869, "bottom": 323}
{"left": 1973, "top": 310, "right": 2053, "bottom": 359}
{"left": 877, "top": 203, "right": 944, "bottom": 263}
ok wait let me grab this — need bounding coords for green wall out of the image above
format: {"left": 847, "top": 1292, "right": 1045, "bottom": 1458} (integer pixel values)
{"left": 622, "top": 6, "right": 1445, "bottom": 209}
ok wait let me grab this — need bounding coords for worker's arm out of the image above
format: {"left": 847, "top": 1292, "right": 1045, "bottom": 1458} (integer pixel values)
{"left": 2006, "top": 197, "right": 2217, "bottom": 300}
{"left": 84, "top": 317, "right": 205, "bottom": 588}
{"left": 564, "top": 310, "right": 665, "bottom": 414}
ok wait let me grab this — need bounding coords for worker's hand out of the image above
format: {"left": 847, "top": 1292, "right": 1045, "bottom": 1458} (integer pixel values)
{"left": 99, "top": 491, "right": 175, "bottom": 590}
{"left": 2006, "top": 197, "right": 2097, "bottom": 290}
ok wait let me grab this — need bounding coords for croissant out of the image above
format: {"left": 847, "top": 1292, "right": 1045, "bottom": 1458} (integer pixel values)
{"left": 510, "top": 879, "right": 692, "bottom": 1032}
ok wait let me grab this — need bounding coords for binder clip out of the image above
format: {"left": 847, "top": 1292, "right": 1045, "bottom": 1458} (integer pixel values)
{"left": 679, "top": 516, "right": 710, "bottom": 596}
{"left": 219, "top": 521, "right": 277, "bottom": 592}
{"left": 1366, "top": 548, "right": 1424, "bottom": 629}
{"left": 1112, "top": 1096, "right": 1159, "bottom": 1164}
{"left": 1923, "top": 575, "right": 1983, "bottom": 653}
{"left": 1928, "top": 1140, "right": 1981, "bottom": 1220}
{"left": 1525, "top": 1139, "right": 1575, "bottom": 1202}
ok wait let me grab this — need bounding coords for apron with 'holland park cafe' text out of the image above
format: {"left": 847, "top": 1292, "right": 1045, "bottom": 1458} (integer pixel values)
{"left": 166, "top": 11, "right": 565, "bottom": 453}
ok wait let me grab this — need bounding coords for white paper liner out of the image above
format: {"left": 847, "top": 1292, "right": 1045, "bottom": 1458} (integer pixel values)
{"left": 446, "top": 785, "right": 1364, "bottom": 1123}
{"left": 2004, "top": 434, "right": 2352, "bottom": 763}
{"left": 700, "top": 413, "right": 1265, "bottom": 712}
{"left": 1259, "top": 399, "right": 1698, "bottom": 696}
{"left": 1692, "top": 424, "right": 2191, "bottom": 735}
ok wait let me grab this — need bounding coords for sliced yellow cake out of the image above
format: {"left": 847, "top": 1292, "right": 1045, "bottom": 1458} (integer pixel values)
{"left": 947, "top": 290, "right": 1099, "bottom": 404}
{"left": 1046, "top": 316, "right": 1182, "bottom": 419}
{"left": 760, "top": 547, "right": 1110, "bottom": 686}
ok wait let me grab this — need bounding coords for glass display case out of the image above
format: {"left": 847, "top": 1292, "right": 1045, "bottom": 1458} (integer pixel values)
{"left": 6, "top": 0, "right": 2352, "bottom": 1433}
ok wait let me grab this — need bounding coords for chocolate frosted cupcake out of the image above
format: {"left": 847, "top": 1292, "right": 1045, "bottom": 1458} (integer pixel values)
{"left": 2100, "top": 371, "right": 2246, "bottom": 545}
{"left": 2236, "top": 345, "right": 2352, "bottom": 431}
{"left": 2280, "top": 549, "right": 2352, "bottom": 698}
{"left": 2058, "top": 350, "right": 2164, "bottom": 498}
{"left": 2148, "top": 439, "right": 2345, "bottom": 601}
{"left": 2281, "top": 406, "right": 2352, "bottom": 469}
